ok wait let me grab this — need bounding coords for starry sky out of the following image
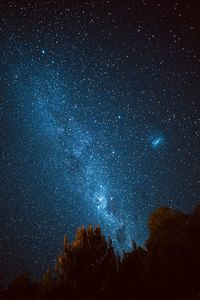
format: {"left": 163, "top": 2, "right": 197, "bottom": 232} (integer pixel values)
{"left": 0, "top": 0, "right": 200, "bottom": 280}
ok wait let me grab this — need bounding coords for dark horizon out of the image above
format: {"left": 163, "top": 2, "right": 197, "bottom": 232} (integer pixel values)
{"left": 2, "top": 205, "right": 200, "bottom": 300}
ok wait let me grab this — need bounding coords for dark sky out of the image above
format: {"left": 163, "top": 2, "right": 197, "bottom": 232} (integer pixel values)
{"left": 0, "top": 0, "right": 200, "bottom": 280}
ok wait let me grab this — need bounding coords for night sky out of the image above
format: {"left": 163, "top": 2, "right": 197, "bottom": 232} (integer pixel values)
{"left": 0, "top": 0, "right": 200, "bottom": 280}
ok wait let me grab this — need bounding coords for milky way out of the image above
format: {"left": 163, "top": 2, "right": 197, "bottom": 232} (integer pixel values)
{"left": 0, "top": 1, "right": 200, "bottom": 279}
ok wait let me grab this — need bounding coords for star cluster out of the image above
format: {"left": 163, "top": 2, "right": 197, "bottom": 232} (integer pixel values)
{"left": 0, "top": 1, "right": 200, "bottom": 280}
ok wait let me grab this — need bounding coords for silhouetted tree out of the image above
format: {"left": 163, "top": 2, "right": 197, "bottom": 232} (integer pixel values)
{"left": 6, "top": 273, "right": 34, "bottom": 300}
{"left": 2, "top": 204, "right": 200, "bottom": 300}
{"left": 53, "top": 225, "right": 117, "bottom": 299}
{"left": 146, "top": 206, "right": 200, "bottom": 299}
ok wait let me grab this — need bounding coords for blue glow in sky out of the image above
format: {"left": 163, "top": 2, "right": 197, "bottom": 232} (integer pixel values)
{"left": 150, "top": 134, "right": 165, "bottom": 149}
{"left": 0, "top": 0, "right": 199, "bottom": 280}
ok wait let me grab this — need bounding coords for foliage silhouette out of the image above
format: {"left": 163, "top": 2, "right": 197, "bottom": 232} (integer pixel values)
{"left": 1, "top": 205, "right": 200, "bottom": 300}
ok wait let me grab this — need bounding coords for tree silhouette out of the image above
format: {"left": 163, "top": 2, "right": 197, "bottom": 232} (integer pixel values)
{"left": 146, "top": 206, "right": 200, "bottom": 299}
{"left": 53, "top": 225, "right": 117, "bottom": 299}
{"left": 2, "top": 205, "right": 200, "bottom": 300}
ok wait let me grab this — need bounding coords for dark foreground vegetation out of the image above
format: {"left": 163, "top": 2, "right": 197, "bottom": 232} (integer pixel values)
{"left": 1, "top": 205, "right": 200, "bottom": 300}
